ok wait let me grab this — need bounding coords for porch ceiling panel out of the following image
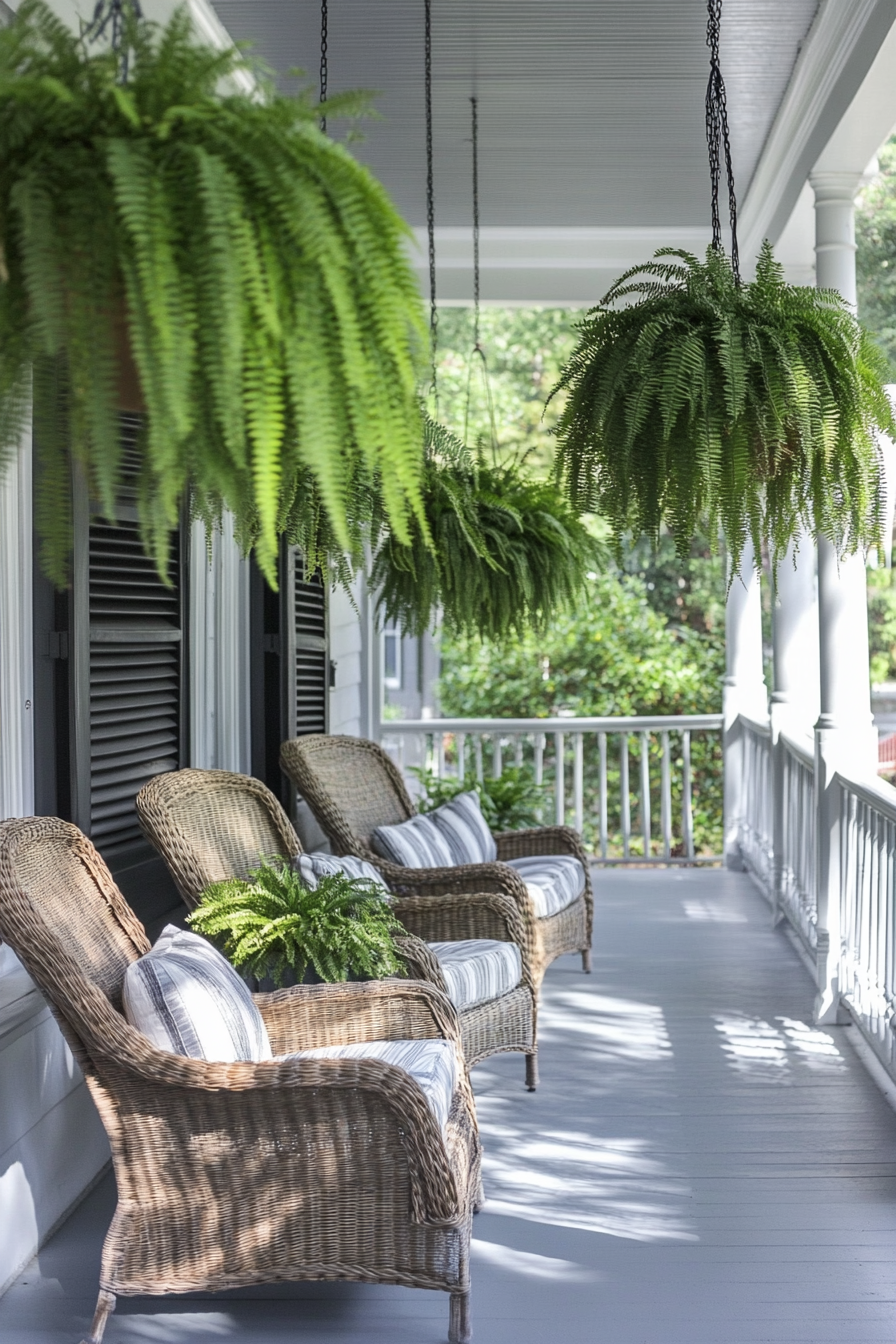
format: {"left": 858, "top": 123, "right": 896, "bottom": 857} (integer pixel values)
{"left": 211, "top": 0, "right": 819, "bottom": 234}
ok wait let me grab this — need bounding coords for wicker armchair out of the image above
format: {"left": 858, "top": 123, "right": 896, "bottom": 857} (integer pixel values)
{"left": 279, "top": 734, "right": 594, "bottom": 987}
{"left": 137, "top": 768, "right": 539, "bottom": 1088}
{"left": 0, "top": 817, "right": 479, "bottom": 1344}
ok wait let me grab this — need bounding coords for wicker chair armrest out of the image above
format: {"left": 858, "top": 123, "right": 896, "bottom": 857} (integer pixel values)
{"left": 494, "top": 824, "right": 589, "bottom": 864}
{"left": 254, "top": 977, "right": 460, "bottom": 1054}
{"left": 94, "top": 1049, "right": 469, "bottom": 1226}
{"left": 393, "top": 935, "right": 451, "bottom": 996}
{"left": 392, "top": 892, "right": 536, "bottom": 992}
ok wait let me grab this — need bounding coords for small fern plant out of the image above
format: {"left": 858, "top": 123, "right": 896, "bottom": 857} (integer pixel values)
{"left": 372, "top": 414, "right": 604, "bottom": 638}
{"left": 0, "top": 1, "right": 426, "bottom": 585}
{"left": 551, "top": 243, "right": 896, "bottom": 569}
{"left": 411, "top": 763, "right": 546, "bottom": 831}
{"left": 188, "top": 859, "right": 406, "bottom": 987}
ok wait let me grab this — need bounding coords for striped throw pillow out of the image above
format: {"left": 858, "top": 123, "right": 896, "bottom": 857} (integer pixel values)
{"left": 294, "top": 851, "right": 390, "bottom": 894}
{"left": 371, "top": 812, "right": 454, "bottom": 869}
{"left": 123, "top": 925, "right": 272, "bottom": 1063}
{"left": 429, "top": 791, "right": 497, "bottom": 865}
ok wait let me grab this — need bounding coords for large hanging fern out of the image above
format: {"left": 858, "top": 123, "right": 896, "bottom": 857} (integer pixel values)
{"left": 372, "top": 415, "right": 603, "bottom": 638}
{"left": 551, "top": 244, "right": 895, "bottom": 568}
{"left": 0, "top": 1, "right": 426, "bottom": 584}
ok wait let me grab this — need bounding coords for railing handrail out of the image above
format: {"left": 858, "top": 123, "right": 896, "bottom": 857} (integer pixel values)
{"left": 780, "top": 728, "right": 815, "bottom": 770}
{"left": 381, "top": 713, "right": 724, "bottom": 734}
{"left": 737, "top": 712, "right": 771, "bottom": 739}
{"left": 834, "top": 768, "right": 896, "bottom": 822}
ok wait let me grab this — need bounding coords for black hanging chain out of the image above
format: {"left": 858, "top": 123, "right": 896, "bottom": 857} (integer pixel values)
{"left": 83, "top": 0, "right": 143, "bottom": 83}
{"left": 705, "top": 0, "right": 740, "bottom": 283}
{"left": 319, "top": 0, "right": 328, "bottom": 134}
{"left": 471, "top": 96, "right": 481, "bottom": 351}
{"left": 424, "top": 0, "right": 438, "bottom": 399}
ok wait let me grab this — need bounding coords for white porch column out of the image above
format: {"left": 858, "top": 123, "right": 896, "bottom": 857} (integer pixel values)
{"left": 810, "top": 170, "right": 877, "bottom": 1023}
{"left": 189, "top": 515, "right": 252, "bottom": 773}
{"left": 723, "top": 541, "right": 767, "bottom": 868}
{"left": 770, "top": 535, "right": 819, "bottom": 921}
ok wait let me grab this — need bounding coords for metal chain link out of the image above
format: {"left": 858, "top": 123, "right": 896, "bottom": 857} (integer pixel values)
{"left": 705, "top": 0, "right": 740, "bottom": 282}
{"left": 425, "top": 0, "right": 438, "bottom": 398}
{"left": 319, "top": 0, "right": 328, "bottom": 134}
{"left": 83, "top": 0, "right": 143, "bottom": 82}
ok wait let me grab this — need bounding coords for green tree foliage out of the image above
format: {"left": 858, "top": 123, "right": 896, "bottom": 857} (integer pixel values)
{"left": 433, "top": 307, "right": 579, "bottom": 471}
{"left": 857, "top": 137, "right": 896, "bottom": 375}
{"left": 189, "top": 860, "right": 405, "bottom": 987}
{"left": 439, "top": 570, "right": 726, "bottom": 854}
{"left": 0, "top": 2, "right": 425, "bottom": 584}
{"left": 552, "top": 245, "right": 893, "bottom": 573}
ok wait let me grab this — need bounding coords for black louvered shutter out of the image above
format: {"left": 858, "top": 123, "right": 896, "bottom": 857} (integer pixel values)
{"left": 69, "top": 416, "right": 186, "bottom": 856}
{"left": 284, "top": 546, "right": 328, "bottom": 738}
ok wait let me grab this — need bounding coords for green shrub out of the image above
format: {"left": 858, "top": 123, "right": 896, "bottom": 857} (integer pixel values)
{"left": 411, "top": 763, "right": 547, "bottom": 832}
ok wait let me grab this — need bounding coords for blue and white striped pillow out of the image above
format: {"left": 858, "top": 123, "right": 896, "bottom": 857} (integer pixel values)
{"left": 284, "top": 1038, "right": 457, "bottom": 1132}
{"left": 429, "top": 791, "right": 497, "bottom": 865}
{"left": 123, "top": 925, "right": 272, "bottom": 1063}
{"left": 294, "top": 851, "right": 390, "bottom": 894}
{"left": 371, "top": 812, "right": 454, "bottom": 869}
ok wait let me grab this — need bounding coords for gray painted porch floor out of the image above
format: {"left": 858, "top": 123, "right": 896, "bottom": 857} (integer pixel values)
{"left": 2, "top": 868, "right": 896, "bottom": 1344}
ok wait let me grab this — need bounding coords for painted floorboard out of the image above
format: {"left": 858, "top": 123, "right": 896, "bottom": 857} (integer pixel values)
{"left": 1, "top": 867, "right": 895, "bottom": 1344}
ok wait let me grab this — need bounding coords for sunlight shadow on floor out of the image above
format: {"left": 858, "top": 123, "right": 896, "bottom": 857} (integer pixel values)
{"left": 714, "top": 1012, "right": 846, "bottom": 1081}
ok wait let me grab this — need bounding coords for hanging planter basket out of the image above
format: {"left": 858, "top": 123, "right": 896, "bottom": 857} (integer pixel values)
{"left": 0, "top": 0, "right": 426, "bottom": 585}
{"left": 551, "top": 0, "right": 896, "bottom": 570}
{"left": 372, "top": 415, "right": 603, "bottom": 639}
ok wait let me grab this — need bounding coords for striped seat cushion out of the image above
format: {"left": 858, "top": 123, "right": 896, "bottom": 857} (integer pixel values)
{"left": 429, "top": 939, "right": 522, "bottom": 1009}
{"left": 294, "top": 851, "right": 390, "bottom": 893}
{"left": 123, "top": 925, "right": 272, "bottom": 1063}
{"left": 429, "top": 791, "right": 497, "bottom": 865}
{"left": 506, "top": 854, "right": 586, "bottom": 919}
{"left": 371, "top": 812, "right": 454, "bottom": 868}
{"left": 283, "top": 1038, "right": 457, "bottom": 1133}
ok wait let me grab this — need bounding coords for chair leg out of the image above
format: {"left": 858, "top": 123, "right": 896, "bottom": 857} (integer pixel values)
{"left": 525, "top": 1049, "right": 538, "bottom": 1091}
{"left": 449, "top": 1289, "right": 472, "bottom": 1343}
{"left": 581, "top": 947, "right": 592, "bottom": 973}
{"left": 80, "top": 1290, "right": 116, "bottom": 1344}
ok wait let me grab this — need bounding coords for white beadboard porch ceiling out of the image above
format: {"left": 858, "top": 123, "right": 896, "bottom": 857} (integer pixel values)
{"left": 209, "top": 0, "right": 827, "bottom": 301}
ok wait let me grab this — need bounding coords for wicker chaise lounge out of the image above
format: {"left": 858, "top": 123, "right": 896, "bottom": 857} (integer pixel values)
{"left": 0, "top": 816, "right": 480, "bottom": 1344}
{"left": 136, "top": 767, "right": 539, "bottom": 1087}
{"left": 279, "top": 734, "right": 594, "bottom": 986}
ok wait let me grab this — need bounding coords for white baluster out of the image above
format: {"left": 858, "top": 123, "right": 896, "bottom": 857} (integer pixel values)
{"left": 456, "top": 731, "right": 466, "bottom": 781}
{"left": 554, "top": 731, "right": 565, "bottom": 826}
{"left": 682, "top": 730, "right": 694, "bottom": 859}
{"left": 492, "top": 735, "right": 503, "bottom": 779}
{"left": 620, "top": 734, "right": 630, "bottom": 859}
{"left": 574, "top": 732, "right": 584, "bottom": 836}
{"left": 639, "top": 731, "right": 651, "bottom": 857}
{"left": 598, "top": 732, "right": 608, "bottom": 859}
{"left": 661, "top": 730, "right": 672, "bottom": 859}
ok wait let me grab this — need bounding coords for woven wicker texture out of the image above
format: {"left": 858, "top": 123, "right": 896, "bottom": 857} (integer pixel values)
{"left": 0, "top": 816, "right": 479, "bottom": 1344}
{"left": 137, "top": 768, "right": 537, "bottom": 1086}
{"left": 279, "top": 735, "right": 594, "bottom": 986}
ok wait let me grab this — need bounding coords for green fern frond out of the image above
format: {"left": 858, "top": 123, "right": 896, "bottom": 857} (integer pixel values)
{"left": 550, "top": 243, "right": 895, "bottom": 570}
{"left": 188, "top": 858, "right": 405, "bottom": 987}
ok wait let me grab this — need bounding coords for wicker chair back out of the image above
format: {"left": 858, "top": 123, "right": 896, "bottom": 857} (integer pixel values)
{"left": 136, "top": 769, "right": 300, "bottom": 907}
{"left": 0, "top": 815, "right": 149, "bottom": 1030}
{"left": 279, "top": 735, "right": 416, "bottom": 852}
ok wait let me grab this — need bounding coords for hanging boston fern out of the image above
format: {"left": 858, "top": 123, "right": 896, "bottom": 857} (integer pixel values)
{"left": 0, "top": 1, "right": 426, "bottom": 584}
{"left": 371, "top": 415, "right": 603, "bottom": 639}
{"left": 551, "top": 0, "right": 895, "bottom": 570}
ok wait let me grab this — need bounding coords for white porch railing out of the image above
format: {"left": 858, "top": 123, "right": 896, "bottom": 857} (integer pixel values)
{"left": 737, "top": 714, "right": 773, "bottom": 891}
{"left": 778, "top": 730, "right": 817, "bottom": 951}
{"left": 381, "top": 714, "right": 724, "bottom": 863}
{"left": 734, "top": 710, "right": 896, "bottom": 1081}
{"left": 838, "top": 772, "right": 896, "bottom": 1075}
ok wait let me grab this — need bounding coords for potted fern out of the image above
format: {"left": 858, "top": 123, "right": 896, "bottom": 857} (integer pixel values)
{"left": 551, "top": 243, "right": 895, "bottom": 570}
{"left": 0, "top": 1, "right": 426, "bottom": 585}
{"left": 371, "top": 415, "right": 604, "bottom": 639}
{"left": 189, "top": 859, "right": 406, "bottom": 987}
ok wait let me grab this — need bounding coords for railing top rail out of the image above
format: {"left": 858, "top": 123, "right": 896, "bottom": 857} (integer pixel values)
{"left": 380, "top": 714, "right": 724, "bottom": 734}
{"left": 737, "top": 712, "right": 771, "bottom": 739}
{"left": 834, "top": 769, "right": 896, "bottom": 823}
{"left": 780, "top": 729, "right": 815, "bottom": 770}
